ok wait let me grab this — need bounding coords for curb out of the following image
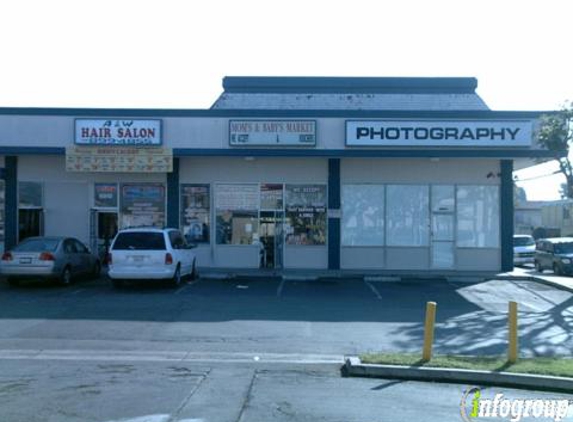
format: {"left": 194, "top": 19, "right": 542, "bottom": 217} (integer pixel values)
{"left": 344, "top": 357, "right": 573, "bottom": 393}
{"left": 496, "top": 274, "right": 573, "bottom": 294}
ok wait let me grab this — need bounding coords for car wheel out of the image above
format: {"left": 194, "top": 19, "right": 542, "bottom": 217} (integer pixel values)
{"left": 60, "top": 266, "right": 72, "bottom": 286}
{"left": 535, "top": 261, "right": 543, "bottom": 273}
{"left": 112, "top": 279, "right": 123, "bottom": 289}
{"left": 171, "top": 265, "right": 181, "bottom": 287}
{"left": 7, "top": 277, "right": 19, "bottom": 287}
{"left": 92, "top": 261, "right": 101, "bottom": 279}
{"left": 189, "top": 260, "right": 198, "bottom": 281}
{"left": 553, "top": 263, "right": 562, "bottom": 276}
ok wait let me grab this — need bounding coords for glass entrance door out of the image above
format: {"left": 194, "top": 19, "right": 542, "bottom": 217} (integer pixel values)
{"left": 431, "top": 185, "right": 455, "bottom": 269}
{"left": 260, "top": 184, "right": 284, "bottom": 269}
{"left": 259, "top": 211, "right": 284, "bottom": 269}
{"left": 18, "top": 209, "right": 43, "bottom": 242}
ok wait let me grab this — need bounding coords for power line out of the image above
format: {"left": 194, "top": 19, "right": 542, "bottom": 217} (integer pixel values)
{"left": 514, "top": 170, "right": 562, "bottom": 182}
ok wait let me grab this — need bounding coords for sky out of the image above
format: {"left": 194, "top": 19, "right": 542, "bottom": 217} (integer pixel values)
{"left": 0, "top": 0, "right": 572, "bottom": 200}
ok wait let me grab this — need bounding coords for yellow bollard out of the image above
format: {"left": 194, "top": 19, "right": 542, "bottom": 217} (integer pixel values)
{"left": 508, "top": 301, "right": 519, "bottom": 364}
{"left": 422, "top": 301, "right": 437, "bottom": 362}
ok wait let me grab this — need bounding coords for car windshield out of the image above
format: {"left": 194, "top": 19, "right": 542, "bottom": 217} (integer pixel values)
{"left": 513, "top": 236, "right": 534, "bottom": 247}
{"left": 554, "top": 242, "right": 573, "bottom": 254}
{"left": 14, "top": 238, "right": 60, "bottom": 252}
{"left": 112, "top": 232, "right": 166, "bottom": 250}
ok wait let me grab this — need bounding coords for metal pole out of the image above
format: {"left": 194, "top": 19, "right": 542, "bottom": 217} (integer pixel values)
{"left": 422, "top": 301, "right": 437, "bottom": 362}
{"left": 508, "top": 301, "right": 518, "bottom": 363}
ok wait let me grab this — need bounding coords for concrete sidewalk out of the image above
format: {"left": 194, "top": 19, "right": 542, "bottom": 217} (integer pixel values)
{"left": 495, "top": 265, "right": 573, "bottom": 293}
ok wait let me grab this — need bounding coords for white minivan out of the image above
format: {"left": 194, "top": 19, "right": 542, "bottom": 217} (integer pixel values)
{"left": 107, "top": 228, "right": 198, "bottom": 288}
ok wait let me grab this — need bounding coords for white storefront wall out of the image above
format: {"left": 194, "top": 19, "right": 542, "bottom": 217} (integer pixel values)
{"left": 0, "top": 113, "right": 525, "bottom": 273}
{"left": 18, "top": 155, "right": 167, "bottom": 247}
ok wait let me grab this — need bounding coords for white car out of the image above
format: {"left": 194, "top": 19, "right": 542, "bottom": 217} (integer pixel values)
{"left": 107, "top": 228, "right": 198, "bottom": 288}
{"left": 513, "top": 234, "right": 535, "bottom": 266}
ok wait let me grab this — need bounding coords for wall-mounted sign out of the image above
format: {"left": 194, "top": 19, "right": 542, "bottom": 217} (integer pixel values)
{"left": 75, "top": 119, "right": 162, "bottom": 146}
{"left": 346, "top": 120, "right": 532, "bottom": 147}
{"left": 229, "top": 120, "right": 316, "bottom": 146}
{"left": 66, "top": 146, "right": 173, "bottom": 173}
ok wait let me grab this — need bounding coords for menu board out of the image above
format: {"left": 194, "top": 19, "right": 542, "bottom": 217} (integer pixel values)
{"left": 66, "top": 146, "right": 172, "bottom": 173}
{"left": 120, "top": 184, "right": 165, "bottom": 229}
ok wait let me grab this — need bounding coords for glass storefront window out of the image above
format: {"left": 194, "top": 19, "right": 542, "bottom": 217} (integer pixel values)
{"left": 120, "top": 183, "right": 166, "bottom": 229}
{"left": 342, "top": 184, "right": 384, "bottom": 246}
{"left": 457, "top": 185, "right": 500, "bottom": 248}
{"left": 386, "top": 185, "right": 429, "bottom": 247}
{"left": 0, "top": 180, "right": 4, "bottom": 243}
{"left": 215, "top": 183, "right": 259, "bottom": 245}
{"left": 260, "top": 184, "right": 283, "bottom": 210}
{"left": 181, "top": 184, "right": 210, "bottom": 243}
{"left": 19, "top": 181, "right": 43, "bottom": 208}
{"left": 285, "top": 184, "right": 327, "bottom": 245}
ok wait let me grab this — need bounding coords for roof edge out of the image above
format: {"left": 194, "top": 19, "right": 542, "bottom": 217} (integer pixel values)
{"left": 0, "top": 107, "right": 552, "bottom": 118}
{"left": 222, "top": 76, "right": 479, "bottom": 94}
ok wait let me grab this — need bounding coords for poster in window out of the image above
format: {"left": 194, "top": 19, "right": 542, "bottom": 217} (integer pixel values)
{"left": 181, "top": 184, "right": 210, "bottom": 243}
{"left": 215, "top": 183, "right": 259, "bottom": 245}
{"left": 285, "top": 184, "right": 327, "bottom": 245}
{"left": 120, "top": 183, "right": 165, "bottom": 229}
{"left": 94, "top": 183, "right": 118, "bottom": 208}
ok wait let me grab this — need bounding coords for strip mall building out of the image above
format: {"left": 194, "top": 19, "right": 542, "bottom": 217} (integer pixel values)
{"left": 0, "top": 77, "right": 556, "bottom": 276}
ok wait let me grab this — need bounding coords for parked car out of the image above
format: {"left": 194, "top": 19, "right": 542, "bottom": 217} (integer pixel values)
{"left": 107, "top": 228, "right": 198, "bottom": 288}
{"left": 534, "top": 237, "right": 573, "bottom": 275}
{"left": 0, "top": 236, "right": 101, "bottom": 286}
{"left": 513, "top": 234, "right": 535, "bottom": 266}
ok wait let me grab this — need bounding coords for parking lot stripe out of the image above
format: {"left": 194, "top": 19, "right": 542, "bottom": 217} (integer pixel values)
{"left": 174, "top": 285, "right": 188, "bottom": 295}
{"left": 364, "top": 280, "right": 382, "bottom": 300}
{"left": 276, "top": 278, "right": 285, "bottom": 297}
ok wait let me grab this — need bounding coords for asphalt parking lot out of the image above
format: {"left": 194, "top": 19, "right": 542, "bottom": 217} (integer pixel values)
{"left": 2, "top": 275, "right": 573, "bottom": 421}
{"left": 1, "top": 274, "right": 573, "bottom": 357}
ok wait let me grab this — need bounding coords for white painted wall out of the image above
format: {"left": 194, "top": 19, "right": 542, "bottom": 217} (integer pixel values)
{"left": 0, "top": 115, "right": 544, "bottom": 150}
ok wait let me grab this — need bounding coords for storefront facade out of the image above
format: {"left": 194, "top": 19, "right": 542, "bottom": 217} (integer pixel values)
{"left": 0, "top": 77, "right": 557, "bottom": 276}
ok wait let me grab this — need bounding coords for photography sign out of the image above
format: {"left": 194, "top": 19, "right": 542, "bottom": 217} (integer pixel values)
{"left": 75, "top": 119, "right": 162, "bottom": 146}
{"left": 346, "top": 120, "right": 532, "bottom": 147}
{"left": 229, "top": 120, "right": 316, "bottom": 146}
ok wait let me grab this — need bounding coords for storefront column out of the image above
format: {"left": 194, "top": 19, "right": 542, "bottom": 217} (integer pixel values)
{"left": 167, "top": 157, "right": 180, "bottom": 229}
{"left": 328, "top": 158, "right": 340, "bottom": 270}
{"left": 500, "top": 159, "right": 514, "bottom": 272}
{"left": 5, "top": 156, "right": 17, "bottom": 250}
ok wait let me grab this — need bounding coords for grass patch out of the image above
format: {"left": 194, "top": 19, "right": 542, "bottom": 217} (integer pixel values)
{"left": 359, "top": 353, "right": 573, "bottom": 378}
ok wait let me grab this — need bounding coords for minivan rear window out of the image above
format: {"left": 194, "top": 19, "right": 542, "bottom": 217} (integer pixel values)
{"left": 112, "top": 232, "right": 166, "bottom": 250}
{"left": 513, "top": 236, "right": 534, "bottom": 247}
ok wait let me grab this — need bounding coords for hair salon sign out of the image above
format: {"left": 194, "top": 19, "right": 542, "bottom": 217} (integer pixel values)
{"left": 75, "top": 119, "right": 162, "bottom": 146}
